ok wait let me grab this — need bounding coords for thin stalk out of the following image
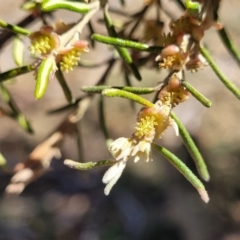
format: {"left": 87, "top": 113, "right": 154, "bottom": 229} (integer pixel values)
{"left": 99, "top": 95, "right": 112, "bottom": 147}
{"left": 201, "top": 46, "right": 240, "bottom": 100}
{"left": 55, "top": 66, "right": 75, "bottom": 104}
{"left": 0, "top": 83, "right": 34, "bottom": 133}
{"left": 128, "top": 5, "right": 149, "bottom": 38}
{"left": 218, "top": 27, "right": 240, "bottom": 66}
{"left": 76, "top": 120, "right": 85, "bottom": 162}
{"left": 103, "top": 4, "right": 142, "bottom": 81}
{"left": 124, "top": 69, "right": 135, "bottom": 110}
{"left": 81, "top": 85, "right": 157, "bottom": 94}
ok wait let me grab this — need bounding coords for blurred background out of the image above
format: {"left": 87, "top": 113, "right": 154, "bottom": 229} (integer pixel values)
{"left": 1, "top": 0, "right": 240, "bottom": 239}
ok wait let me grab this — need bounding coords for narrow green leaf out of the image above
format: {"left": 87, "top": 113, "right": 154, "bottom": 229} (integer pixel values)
{"left": 21, "top": 1, "right": 38, "bottom": 11}
{"left": 201, "top": 46, "right": 240, "bottom": 100}
{"left": 35, "top": 57, "right": 56, "bottom": 99}
{"left": 0, "top": 65, "right": 34, "bottom": 83}
{"left": 41, "top": 0, "right": 91, "bottom": 13}
{"left": 153, "top": 143, "right": 209, "bottom": 203}
{"left": 170, "top": 112, "right": 210, "bottom": 182}
{"left": 92, "top": 34, "right": 162, "bottom": 52}
{"left": 0, "top": 19, "right": 31, "bottom": 35}
{"left": 81, "top": 85, "right": 156, "bottom": 94}
{"left": 102, "top": 89, "right": 154, "bottom": 108}
{"left": 182, "top": 81, "right": 212, "bottom": 108}
{"left": 64, "top": 159, "right": 115, "bottom": 170}
{"left": 12, "top": 36, "right": 24, "bottom": 67}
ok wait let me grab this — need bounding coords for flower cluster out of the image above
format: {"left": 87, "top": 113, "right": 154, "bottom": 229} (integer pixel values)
{"left": 29, "top": 26, "right": 89, "bottom": 72}
{"left": 102, "top": 95, "right": 181, "bottom": 195}
{"left": 144, "top": 1, "right": 221, "bottom": 73}
{"left": 28, "top": 24, "right": 89, "bottom": 99}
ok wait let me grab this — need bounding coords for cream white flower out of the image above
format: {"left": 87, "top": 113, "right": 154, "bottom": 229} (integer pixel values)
{"left": 102, "top": 101, "right": 178, "bottom": 195}
{"left": 103, "top": 137, "right": 153, "bottom": 195}
{"left": 102, "top": 136, "right": 152, "bottom": 195}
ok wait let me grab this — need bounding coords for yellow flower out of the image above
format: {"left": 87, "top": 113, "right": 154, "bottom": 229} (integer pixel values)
{"left": 58, "top": 40, "right": 89, "bottom": 72}
{"left": 29, "top": 26, "right": 89, "bottom": 72}
{"left": 29, "top": 26, "right": 60, "bottom": 56}
{"left": 157, "top": 44, "right": 188, "bottom": 70}
{"left": 158, "top": 72, "right": 190, "bottom": 107}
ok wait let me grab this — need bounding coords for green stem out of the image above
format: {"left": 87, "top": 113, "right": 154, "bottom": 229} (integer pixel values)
{"left": 152, "top": 143, "right": 209, "bottom": 203}
{"left": 0, "top": 19, "right": 31, "bottom": 35}
{"left": 56, "top": 66, "right": 75, "bottom": 104}
{"left": 182, "top": 81, "right": 212, "bottom": 107}
{"left": 201, "top": 46, "right": 240, "bottom": 100}
{"left": 64, "top": 159, "right": 115, "bottom": 170}
{"left": 218, "top": 26, "right": 240, "bottom": 66}
{"left": 92, "top": 34, "right": 163, "bottom": 52}
{"left": 102, "top": 89, "right": 154, "bottom": 108}
{"left": 170, "top": 112, "right": 210, "bottom": 182}
{"left": 124, "top": 69, "right": 135, "bottom": 110}
{"left": 0, "top": 65, "right": 35, "bottom": 83}
{"left": 103, "top": 4, "right": 142, "bottom": 81}
{"left": 0, "top": 83, "right": 34, "bottom": 133}
{"left": 76, "top": 121, "right": 85, "bottom": 162}
{"left": 99, "top": 95, "right": 112, "bottom": 147}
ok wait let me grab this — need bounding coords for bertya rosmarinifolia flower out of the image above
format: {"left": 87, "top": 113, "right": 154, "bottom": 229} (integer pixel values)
{"left": 102, "top": 100, "right": 179, "bottom": 195}
{"left": 29, "top": 26, "right": 89, "bottom": 73}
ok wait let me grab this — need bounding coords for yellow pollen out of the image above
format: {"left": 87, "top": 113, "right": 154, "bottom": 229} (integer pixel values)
{"left": 159, "top": 55, "right": 181, "bottom": 69}
{"left": 29, "top": 36, "right": 51, "bottom": 55}
{"left": 60, "top": 49, "right": 81, "bottom": 72}
{"left": 134, "top": 116, "right": 158, "bottom": 139}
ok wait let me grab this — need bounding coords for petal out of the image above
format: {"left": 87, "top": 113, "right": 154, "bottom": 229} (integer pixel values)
{"left": 73, "top": 40, "right": 89, "bottom": 52}
{"left": 109, "top": 137, "right": 127, "bottom": 153}
{"left": 102, "top": 160, "right": 126, "bottom": 184}
{"left": 169, "top": 117, "right": 179, "bottom": 136}
{"left": 104, "top": 171, "right": 123, "bottom": 196}
{"left": 134, "top": 154, "right": 141, "bottom": 163}
{"left": 116, "top": 147, "right": 132, "bottom": 161}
